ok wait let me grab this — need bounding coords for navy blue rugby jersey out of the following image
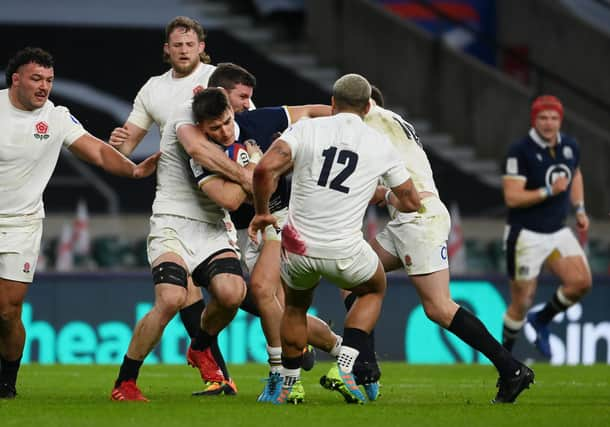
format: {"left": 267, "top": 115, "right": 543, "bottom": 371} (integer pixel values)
{"left": 504, "top": 129, "right": 580, "bottom": 233}
{"left": 231, "top": 107, "right": 291, "bottom": 229}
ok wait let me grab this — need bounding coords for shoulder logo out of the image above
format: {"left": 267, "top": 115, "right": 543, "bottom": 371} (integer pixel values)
{"left": 563, "top": 146, "right": 573, "bottom": 159}
{"left": 34, "top": 121, "right": 50, "bottom": 140}
{"left": 536, "top": 153, "right": 543, "bottom": 162}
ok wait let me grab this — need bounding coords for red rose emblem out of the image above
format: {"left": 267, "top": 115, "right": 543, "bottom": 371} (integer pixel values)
{"left": 193, "top": 85, "right": 204, "bottom": 95}
{"left": 36, "top": 121, "right": 49, "bottom": 134}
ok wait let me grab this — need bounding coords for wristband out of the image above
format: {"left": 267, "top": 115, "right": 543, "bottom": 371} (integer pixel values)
{"left": 384, "top": 189, "right": 393, "bottom": 205}
{"left": 539, "top": 187, "right": 550, "bottom": 199}
{"left": 574, "top": 202, "right": 586, "bottom": 215}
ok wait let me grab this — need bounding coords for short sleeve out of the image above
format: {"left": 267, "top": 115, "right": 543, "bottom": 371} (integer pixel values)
{"left": 278, "top": 122, "right": 301, "bottom": 162}
{"left": 504, "top": 143, "right": 527, "bottom": 180}
{"left": 126, "top": 80, "right": 155, "bottom": 131}
{"left": 58, "top": 107, "right": 87, "bottom": 147}
{"left": 171, "top": 101, "right": 196, "bottom": 133}
{"left": 381, "top": 139, "right": 410, "bottom": 187}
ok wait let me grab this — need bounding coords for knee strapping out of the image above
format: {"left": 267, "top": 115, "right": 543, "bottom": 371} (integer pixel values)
{"left": 192, "top": 257, "right": 243, "bottom": 288}
{"left": 152, "top": 262, "right": 188, "bottom": 288}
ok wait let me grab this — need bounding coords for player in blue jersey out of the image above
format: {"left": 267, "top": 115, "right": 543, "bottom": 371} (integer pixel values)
{"left": 182, "top": 83, "right": 342, "bottom": 402}
{"left": 501, "top": 95, "right": 592, "bottom": 359}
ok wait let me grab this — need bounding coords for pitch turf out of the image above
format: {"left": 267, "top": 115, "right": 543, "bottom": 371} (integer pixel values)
{"left": 2, "top": 363, "right": 609, "bottom": 427}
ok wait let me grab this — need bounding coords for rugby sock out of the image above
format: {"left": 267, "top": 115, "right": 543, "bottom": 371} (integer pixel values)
{"left": 448, "top": 307, "right": 520, "bottom": 379}
{"left": 115, "top": 355, "right": 143, "bottom": 386}
{"left": 329, "top": 335, "right": 343, "bottom": 357}
{"left": 0, "top": 355, "right": 21, "bottom": 387}
{"left": 191, "top": 329, "right": 216, "bottom": 351}
{"left": 502, "top": 315, "right": 526, "bottom": 352}
{"left": 343, "top": 296, "right": 377, "bottom": 363}
{"left": 281, "top": 354, "right": 303, "bottom": 370}
{"left": 535, "top": 289, "right": 574, "bottom": 325}
{"left": 239, "top": 287, "right": 261, "bottom": 317}
{"left": 179, "top": 299, "right": 206, "bottom": 338}
{"left": 267, "top": 346, "right": 282, "bottom": 374}
{"left": 210, "top": 340, "right": 231, "bottom": 380}
{"left": 339, "top": 328, "right": 368, "bottom": 373}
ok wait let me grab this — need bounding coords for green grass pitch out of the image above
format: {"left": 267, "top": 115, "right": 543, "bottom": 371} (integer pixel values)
{"left": 2, "top": 363, "right": 609, "bottom": 427}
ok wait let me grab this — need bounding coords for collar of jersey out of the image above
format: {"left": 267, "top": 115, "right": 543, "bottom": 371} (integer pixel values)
{"left": 529, "top": 128, "right": 562, "bottom": 149}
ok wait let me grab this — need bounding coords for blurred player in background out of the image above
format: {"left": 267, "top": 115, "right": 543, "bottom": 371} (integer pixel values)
{"left": 0, "top": 47, "right": 160, "bottom": 399}
{"left": 501, "top": 95, "right": 591, "bottom": 359}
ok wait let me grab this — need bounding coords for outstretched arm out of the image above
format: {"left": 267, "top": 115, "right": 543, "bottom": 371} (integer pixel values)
{"left": 69, "top": 134, "right": 160, "bottom": 178}
{"left": 108, "top": 122, "right": 148, "bottom": 157}
{"left": 286, "top": 105, "right": 331, "bottom": 123}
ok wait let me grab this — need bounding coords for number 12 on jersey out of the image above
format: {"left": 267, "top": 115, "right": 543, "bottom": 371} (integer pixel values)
{"left": 316, "top": 146, "right": 359, "bottom": 194}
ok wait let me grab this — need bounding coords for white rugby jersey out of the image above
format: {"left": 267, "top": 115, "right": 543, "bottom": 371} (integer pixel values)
{"left": 127, "top": 62, "right": 216, "bottom": 135}
{"left": 365, "top": 105, "right": 439, "bottom": 220}
{"left": 0, "top": 89, "right": 86, "bottom": 223}
{"left": 152, "top": 101, "right": 226, "bottom": 223}
{"left": 281, "top": 112, "right": 410, "bottom": 259}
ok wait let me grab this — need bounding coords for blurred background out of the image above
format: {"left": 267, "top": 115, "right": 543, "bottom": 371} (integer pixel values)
{"left": 2, "top": 0, "right": 609, "bottom": 365}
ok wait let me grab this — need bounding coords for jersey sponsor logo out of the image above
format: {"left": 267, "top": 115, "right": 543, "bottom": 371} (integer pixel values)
{"left": 545, "top": 164, "right": 572, "bottom": 187}
{"left": 34, "top": 121, "right": 50, "bottom": 140}
{"left": 440, "top": 245, "right": 448, "bottom": 260}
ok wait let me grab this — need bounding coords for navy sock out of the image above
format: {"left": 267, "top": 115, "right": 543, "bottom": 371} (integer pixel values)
{"left": 115, "top": 355, "right": 143, "bottom": 386}
{"left": 179, "top": 299, "right": 206, "bottom": 338}
{"left": 0, "top": 355, "right": 21, "bottom": 386}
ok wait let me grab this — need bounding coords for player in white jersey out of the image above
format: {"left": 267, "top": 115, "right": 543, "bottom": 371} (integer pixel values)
{"left": 248, "top": 74, "right": 421, "bottom": 404}
{"left": 107, "top": 17, "right": 253, "bottom": 393}
{"left": 0, "top": 47, "right": 159, "bottom": 399}
{"left": 352, "top": 91, "right": 535, "bottom": 404}
{"left": 111, "top": 89, "right": 257, "bottom": 402}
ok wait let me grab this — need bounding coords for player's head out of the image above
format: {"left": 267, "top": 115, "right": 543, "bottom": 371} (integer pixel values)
{"left": 164, "top": 16, "right": 209, "bottom": 77}
{"left": 208, "top": 63, "right": 256, "bottom": 113}
{"left": 332, "top": 73, "right": 372, "bottom": 117}
{"left": 192, "top": 87, "right": 235, "bottom": 146}
{"left": 370, "top": 85, "right": 385, "bottom": 107}
{"left": 6, "top": 47, "right": 54, "bottom": 111}
{"left": 531, "top": 95, "right": 563, "bottom": 141}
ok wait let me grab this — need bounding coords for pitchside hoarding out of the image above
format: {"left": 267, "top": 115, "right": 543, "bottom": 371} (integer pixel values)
{"left": 23, "top": 273, "right": 609, "bottom": 365}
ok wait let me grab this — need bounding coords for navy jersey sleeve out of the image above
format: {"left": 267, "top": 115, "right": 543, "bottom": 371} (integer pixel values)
{"left": 235, "top": 107, "right": 290, "bottom": 151}
{"left": 504, "top": 141, "right": 528, "bottom": 180}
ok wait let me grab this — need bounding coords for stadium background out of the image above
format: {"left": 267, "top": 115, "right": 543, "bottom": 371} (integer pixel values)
{"left": 1, "top": 0, "right": 609, "bottom": 365}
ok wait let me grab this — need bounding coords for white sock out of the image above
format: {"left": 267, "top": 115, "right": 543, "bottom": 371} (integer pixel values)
{"left": 337, "top": 345, "right": 359, "bottom": 373}
{"left": 280, "top": 367, "right": 300, "bottom": 387}
{"left": 329, "top": 335, "right": 343, "bottom": 357}
{"left": 267, "top": 345, "right": 282, "bottom": 374}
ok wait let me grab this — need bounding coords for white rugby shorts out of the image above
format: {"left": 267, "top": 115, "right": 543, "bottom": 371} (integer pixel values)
{"left": 376, "top": 196, "right": 450, "bottom": 275}
{"left": 0, "top": 219, "right": 43, "bottom": 283}
{"left": 147, "top": 214, "right": 238, "bottom": 273}
{"left": 280, "top": 239, "right": 379, "bottom": 290}
{"left": 504, "top": 225, "right": 586, "bottom": 281}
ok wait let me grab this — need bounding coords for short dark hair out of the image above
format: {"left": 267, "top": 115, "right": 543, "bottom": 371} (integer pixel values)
{"left": 164, "top": 16, "right": 210, "bottom": 64}
{"left": 192, "top": 87, "right": 231, "bottom": 123}
{"left": 371, "top": 85, "right": 384, "bottom": 107}
{"left": 208, "top": 63, "right": 256, "bottom": 90}
{"left": 5, "top": 47, "right": 54, "bottom": 88}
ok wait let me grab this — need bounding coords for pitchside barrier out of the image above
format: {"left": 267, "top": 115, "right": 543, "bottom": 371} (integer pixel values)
{"left": 22, "top": 273, "right": 610, "bottom": 365}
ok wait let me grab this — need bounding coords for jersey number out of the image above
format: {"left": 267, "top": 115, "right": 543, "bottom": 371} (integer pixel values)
{"left": 317, "top": 146, "right": 359, "bottom": 194}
